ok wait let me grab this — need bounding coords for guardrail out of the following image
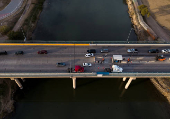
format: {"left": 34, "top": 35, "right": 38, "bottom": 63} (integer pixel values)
{"left": 1, "top": 72, "right": 170, "bottom": 78}
{"left": 0, "top": 0, "right": 24, "bottom": 20}
{"left": 2, "top": 40, "right": 170, "bottom": 44}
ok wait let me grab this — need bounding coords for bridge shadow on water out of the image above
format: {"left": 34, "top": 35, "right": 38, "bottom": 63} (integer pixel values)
{"left": 12, "top": 78, "right": 169, "bottom": 103}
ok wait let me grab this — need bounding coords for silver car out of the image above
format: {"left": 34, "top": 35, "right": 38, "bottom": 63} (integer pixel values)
{"left": 83, "top": 63, "right": 92, "bottom": 67}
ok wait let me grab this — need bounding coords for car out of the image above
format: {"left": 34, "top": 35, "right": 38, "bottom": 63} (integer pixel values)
{"left": 87, "top": 49, "right": 96, "bottom": 53}
{"left": 0, "top": 51, "right": 7, "bottom": 55}
{"left": 104, "top": 68, "right": 112, "bottom": 72}
{"left": 56, "top": 63, "right": 66, "bottom": 67}
{"left": 15, "top": 51, "right": 24, "bottom": 55}
{"left": 162, "top": 49, "right": 170, "bottom": 53}
{"left": 156, "top": 55, "right": 166, "bottom": 61}
{"left": 83, "top": 63, "right": 92, "bottom": 67}
{"left": 85, "top": 53, "right": 94, "bottom": 57}
{"left": 148, "top": 49, "right": 159, "bottom": 53}
{"left": 127, "top": 49, "right": 138, "bottom": 53}
{"left": 67, "top": 68, "right": 73, "bottom": 73}
{"left": 101, "top": 49, "right": 109, "bottom": 53}
{"left": 38, "top": 50, "right": 47, "bottom": 54}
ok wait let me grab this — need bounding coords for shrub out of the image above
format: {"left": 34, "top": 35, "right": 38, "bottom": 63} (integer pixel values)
{"left": 0, "top": 26, "right": 10, "bottom": 35}
{"left": 138, "top": 4, "right": 150, "bottom": 17}
{"left": 7, "top": 31, "right": 24, "bottom": 40}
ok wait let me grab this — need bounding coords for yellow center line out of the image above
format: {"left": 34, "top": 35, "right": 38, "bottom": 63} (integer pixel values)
{"left": 0, "top": 43, "right": 90, "bottom": 46}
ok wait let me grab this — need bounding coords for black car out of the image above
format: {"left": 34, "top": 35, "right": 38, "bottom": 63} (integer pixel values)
{"left": 104, "top": 68, "right": 112, "bottom": 73}
{"left": 148, "top": 49, "right": 159, "bottom": 53}
{"left": 67, "top": 68, "right": 73, "bottom": 73}
{"left": 0, "top": 51, "right": 7, "bottom": 55}
{"left": 15, "top": 51, "right": 24, "bottom": 55}
{"left": 87, "top": 49, "right": 96, "bottom": 53}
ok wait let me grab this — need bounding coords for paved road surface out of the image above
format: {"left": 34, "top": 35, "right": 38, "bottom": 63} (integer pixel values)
{"left": 0, "top": 45, "right": 170, "bottom": 73}
{"left": 0, "top": 0, "right": 23, "bottom": 19}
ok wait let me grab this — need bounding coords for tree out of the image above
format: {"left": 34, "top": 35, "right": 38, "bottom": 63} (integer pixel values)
{"left": 7, "top": 31, "right": 24, "bottom": 40}
{"left": 0, "top": 26, "right": 10, "bottom": 35}
{"left": 138, "top": 5, "right": 150, "bottom": 17}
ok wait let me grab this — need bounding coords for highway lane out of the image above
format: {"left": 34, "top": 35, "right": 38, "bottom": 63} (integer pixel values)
{"left": 0, "top": 45, "right": 170, "bottom": 73}
{"left": 1, "top": 45, "right": 170, "bottom": 55}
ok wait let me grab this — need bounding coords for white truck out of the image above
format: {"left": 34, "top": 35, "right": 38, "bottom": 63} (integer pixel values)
{"left": 112, "top": 65, "right": 123, "bottom": 72}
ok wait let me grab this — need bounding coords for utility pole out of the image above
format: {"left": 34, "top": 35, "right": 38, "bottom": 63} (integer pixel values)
{"left": 74, "top": 44, "right": 75, "bottom": 66}
{"left": 70, "top": 55, "right": 71, "bottom": 73}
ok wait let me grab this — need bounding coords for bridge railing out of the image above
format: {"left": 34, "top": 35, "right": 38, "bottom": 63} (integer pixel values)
{"left": 1, "top": 72, "right": 170, "bottom": 78}
{"left": 2, "top": 40, "right": 170, "bottom": 44}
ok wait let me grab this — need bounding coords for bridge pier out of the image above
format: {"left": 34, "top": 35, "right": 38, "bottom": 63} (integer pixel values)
{"left": 72, "top": 77, "right": 76, "bottom": 89}
{"left": 123, "top": 77, "right": 127, "bottom": 81}
{"left": 14, "top": 78, "right": 23, "bottom": 89}
{"left": 125, "top": 77, "right": 136, "bottom": 89}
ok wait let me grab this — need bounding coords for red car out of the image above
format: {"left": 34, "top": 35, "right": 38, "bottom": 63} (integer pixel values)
{"left": 37, "top": 50, "right": 47, "bottom": 54}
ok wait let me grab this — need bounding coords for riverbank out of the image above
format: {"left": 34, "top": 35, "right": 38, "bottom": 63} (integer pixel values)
{"left": 22, "top": 0, "right": 45, "bottom": 40}
{"left": 0, "top": 79, "right": 16, "bottom": 119}
{"left": 150, "top": 78, "right": 170, "bottom": 103}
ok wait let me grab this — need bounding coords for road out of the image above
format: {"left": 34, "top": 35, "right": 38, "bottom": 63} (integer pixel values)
{"left": 0, "top": 45, "right": 170, "bottom": 73}
{"left": 0, "top": 0, "right": 23, "bottom": 19}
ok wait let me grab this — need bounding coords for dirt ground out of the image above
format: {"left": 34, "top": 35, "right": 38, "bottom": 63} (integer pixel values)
{"left": 0, "top": 0, "right": 11, "bottom": 11}
{"left": 141, "top": 0, "right": 170, "bottom": 35}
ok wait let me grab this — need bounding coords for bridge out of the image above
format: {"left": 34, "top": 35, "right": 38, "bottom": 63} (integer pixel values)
{"left": 0, "top": 43, "right": 170, "bottom": 89}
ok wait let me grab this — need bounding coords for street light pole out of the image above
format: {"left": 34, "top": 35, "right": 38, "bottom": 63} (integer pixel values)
{"left": 70, "top": 55, "right": 71, "bottom": 73}
{"left": 74, "top": 44, "right": 75, "bottom": 66}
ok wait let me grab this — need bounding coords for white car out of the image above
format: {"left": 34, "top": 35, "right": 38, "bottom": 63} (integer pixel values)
{"left": 85, "top": 53, "right": 94, "bottom": 57}
{"left": 83, "top": 63, "right": 92, "bottom": 67}
{"left": 162, "top": 49, "right": 170, "bottom": 53}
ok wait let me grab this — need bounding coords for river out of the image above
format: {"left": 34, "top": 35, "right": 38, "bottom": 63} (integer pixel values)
{"left": 5, "top": 78, "right": 170, "bottom": 119}
{"left": 6, "top": 0, "right": 170, "bottom": 118}
{"left": 32, "top": 0, "right": 137, "bottom": 41}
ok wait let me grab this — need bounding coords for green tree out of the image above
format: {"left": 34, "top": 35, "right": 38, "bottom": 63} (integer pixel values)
{"left": 138, "top": 4, "right": 150, "bottom": 17}
{"left": 7, "top": 31, "right": 24, "bottom": 40}
{"left": 0, "top": 26, "right": 10, "bottom": 35}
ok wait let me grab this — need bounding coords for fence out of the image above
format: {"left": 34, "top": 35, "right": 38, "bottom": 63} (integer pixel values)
{"left": 2, "top": 40, "right": 170, "bottom": 44}
{"left": 1, "top": 72, "right": 170, "bottom": 78}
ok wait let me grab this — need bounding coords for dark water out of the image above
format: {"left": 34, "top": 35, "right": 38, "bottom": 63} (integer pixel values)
{"left": 6, "top": 78, "right": 170, "bottom": 119}
{"left": 32, "top": 0, "right": 137, "bottom": 41}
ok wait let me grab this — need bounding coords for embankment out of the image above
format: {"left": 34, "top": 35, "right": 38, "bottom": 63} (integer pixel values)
{"left": 126, "top": 0, "right": 158, "bottom": 40}
{"left": 150, "top": 78, "right": 170, "bottom": 103}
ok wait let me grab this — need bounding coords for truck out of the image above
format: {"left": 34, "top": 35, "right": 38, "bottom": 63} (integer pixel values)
{"left": 67, "top": 65, "right": 84, "bottom": 73}
{"left": 112, "top": 65, "right": 123, "bottom": 72}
